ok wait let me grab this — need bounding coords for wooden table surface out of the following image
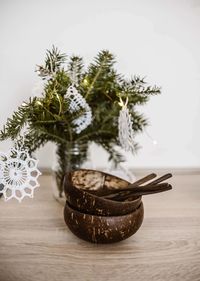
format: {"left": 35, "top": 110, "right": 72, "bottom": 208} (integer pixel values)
{"left": 0, "top": 173, "right": 200, "bottom": 281}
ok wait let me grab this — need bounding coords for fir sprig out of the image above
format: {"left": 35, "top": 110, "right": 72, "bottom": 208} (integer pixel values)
{"left": 36, "top": 45, "right": 66, "bottom": 78}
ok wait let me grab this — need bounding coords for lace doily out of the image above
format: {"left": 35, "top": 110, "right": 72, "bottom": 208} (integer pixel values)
{"left": 118, "top": 98, "right": 135, "bottom": 152}
{"left": 0, "top": 146, "right": 41, "bottom": 202}
{"left": 66, "top": 85, "right": 92, "bottom": 133}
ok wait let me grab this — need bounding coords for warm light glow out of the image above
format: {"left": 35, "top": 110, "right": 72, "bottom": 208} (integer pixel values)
{"left": 36, "top": 100, "right": 42, "bottom": 106}
{"left": 153, "top": 140, "right": 158, "bottom": 145}
{"left": 83, "top": 78, "right": 89, "bottom": 86}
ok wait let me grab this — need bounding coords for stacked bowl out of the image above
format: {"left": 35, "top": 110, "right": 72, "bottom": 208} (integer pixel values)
{"left": 63, "top": 169, "right": 144, "bottom": 243}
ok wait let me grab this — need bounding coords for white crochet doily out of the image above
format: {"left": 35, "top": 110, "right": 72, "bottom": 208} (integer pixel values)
{"left": 118, "top": 98, "right": 135, "bottom": 152}
{"left": 66, "top": 85, "right": 92, "bottom": 134}
{"left": 0, "top": 146, "right": 41, "bottom": 202}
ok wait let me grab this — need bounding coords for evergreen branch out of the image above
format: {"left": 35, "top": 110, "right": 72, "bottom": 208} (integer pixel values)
{"left": 34, "top": 127, "right": 69, "bottom": 144}
{"left": 23, "top": 129, "right": 48, "bottom": 153}
{"left": 99, "top": 141, "right": 125, "bottom": 166}
{"left": 0, "top": 100, "right": 32, "bottom": 140}
{"left": 130, "top": 110, "right": 148, "bottom": 131}
{"left": 36, "top": 45, "right": 66, "bottom": 78}
{"left": 85, "top": 64, "right": 105, "bottom": 99}
{"left": 34, "top": 120, "right": 58, "bottom": 124}
{"left": 68, "top": 56, "right": 84, "bottom": 85}
{"left": 85, "top": 50, "right": 115, "bottom": 99}
{"left": 45, "top": 45, "right": 66, "bottom": 73}
{"left": 76, "top": 129, "right": 117, "bottom": 142}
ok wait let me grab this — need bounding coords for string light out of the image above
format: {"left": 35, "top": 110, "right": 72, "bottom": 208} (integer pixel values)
{"left": 83, "top": 78, "right": 89, "bottom": 86}
{"left": 144, "top": 129, "right": 158, "bottom": 146}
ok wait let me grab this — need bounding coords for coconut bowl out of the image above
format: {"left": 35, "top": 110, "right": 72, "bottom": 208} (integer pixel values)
{"left": 63, "top": 169, "right": 142, "bottom": 216}
{"left": 64, "top": 201, "right": 144, "bottom": 243}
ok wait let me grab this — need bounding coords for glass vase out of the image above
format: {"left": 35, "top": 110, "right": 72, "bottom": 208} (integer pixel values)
{"left": 52, "top": 141, "right": 90, "bottom": 205}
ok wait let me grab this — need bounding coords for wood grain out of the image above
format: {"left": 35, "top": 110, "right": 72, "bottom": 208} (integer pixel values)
{"left": 0, "top": 173, "right": 200, "bottom": 281}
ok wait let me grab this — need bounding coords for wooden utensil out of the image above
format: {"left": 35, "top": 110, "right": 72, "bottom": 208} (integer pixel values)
{"left": 102, "top": 173, "right": 173, "bottom": 200}
{"left": 109, "top": 183, "right": 172, "bottom": 201}
{"left": 86, "top": 173, "right": 157, "bottom": 196}
{"left": 144, "top": 173, "right": 172, "bottom": 186}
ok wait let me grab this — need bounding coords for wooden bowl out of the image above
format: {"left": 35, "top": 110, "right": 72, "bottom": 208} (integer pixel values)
{"left": 64, "top": 201, "right": 144, "bottom": 243}
{"left": 63, "top": 169, "right": 142, "bottom": 216}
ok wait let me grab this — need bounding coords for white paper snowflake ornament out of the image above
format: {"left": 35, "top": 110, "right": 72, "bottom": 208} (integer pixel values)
{"left": 118, "top": 97, "right": 135, "bottom": 152}
{"left": 0, "top": 144, "right": 41, "bottom": 202}
{"left": 66, "top": 85, "right": 92, "bottom": 134}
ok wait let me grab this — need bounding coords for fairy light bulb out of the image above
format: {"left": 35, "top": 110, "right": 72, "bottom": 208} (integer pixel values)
{"left": 153, "top": 140, "right": 158, "bottom": 145}
{"left": 144, "top": 129, "right": 158, "bottom": 146}
{"left": 83, "top": 78, "right": 89, "bottom": 86}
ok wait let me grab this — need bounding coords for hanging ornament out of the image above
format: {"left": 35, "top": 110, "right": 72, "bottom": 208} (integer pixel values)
{"left": 118, "top": 97, "right": 135, "bottom": 152}
{"left": 66, "top": 85, "right": 92, "bottom": 134}
{"left": 66, "top": 61, "right": 92, "bottom": 134}
{"left": 68, "top": 60, "right": 79, "bottom": 86}
{"left": 0, "top": 141, "right": 41, "bottom": 202}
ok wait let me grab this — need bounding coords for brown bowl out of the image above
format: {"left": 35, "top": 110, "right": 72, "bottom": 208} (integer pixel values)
{"left": 64, "top": 201, "right": 144, "bottom": 243}
{"left": 63, "top": 169, "right": 142, "bottom": 216}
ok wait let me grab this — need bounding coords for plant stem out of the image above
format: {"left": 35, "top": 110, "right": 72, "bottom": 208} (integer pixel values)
{"left": 85, "top": 57, "right": 107, "bottom": 99}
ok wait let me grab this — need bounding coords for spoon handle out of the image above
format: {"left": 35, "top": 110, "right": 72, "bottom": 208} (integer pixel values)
{"left": 102, "top": 173, "right": 172, "bottom": 199}
{"left": 145, "top": 173, "right": 172, "bottom": 186}
{"left": 130, "top": 173, "right": 157, "bottom": 187}
{"left": 108, "top": 183, "right": 172, "bottom": 201}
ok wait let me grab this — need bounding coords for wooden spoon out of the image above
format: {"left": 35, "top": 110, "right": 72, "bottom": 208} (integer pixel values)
{"left": 111, "top": 183, "right": 172, "bottom": 201}
{"left": 144, "top": 173, "right": 172, "bottom": 186}
{"left": 103, "top": 173, "right": 172, "bottom": 200}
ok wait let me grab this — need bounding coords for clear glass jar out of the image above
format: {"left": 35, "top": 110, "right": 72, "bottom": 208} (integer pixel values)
{"left": 52, "top": 141, "right": 90, "bottom": 205}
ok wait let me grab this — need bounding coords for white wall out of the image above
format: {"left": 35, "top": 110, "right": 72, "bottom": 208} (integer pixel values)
{"left": 0, "top": 0, "right": 200, "bottom": 169}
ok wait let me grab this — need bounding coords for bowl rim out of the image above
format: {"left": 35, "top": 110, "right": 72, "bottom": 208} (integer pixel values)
{"left": 65, "top": 200, "right": 143, "bottom": 219}
{"left": 64, "top": 168, "right": 142, "bottom": 205}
